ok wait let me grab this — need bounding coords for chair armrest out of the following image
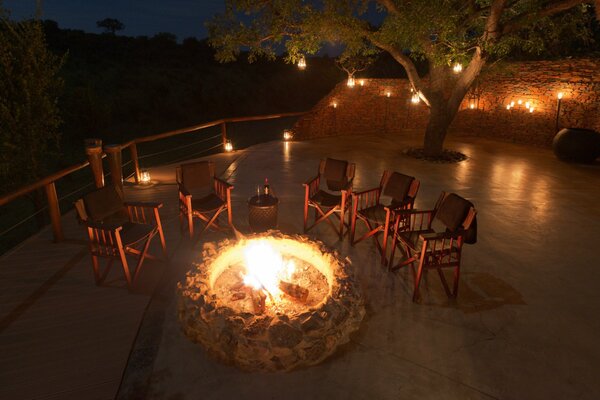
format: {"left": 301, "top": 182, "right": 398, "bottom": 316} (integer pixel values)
{"left": 124, "top": 201, "right": 163, "bottom": 209}
{"left": 351, "top": 187, "right": 381, "bottom": 211}
{"left": 214, "top": 177, "right": 233, "bottom": 201}
{"left": 303, "top": 175, "right": 320, "bottom": 198}
{"left": 84, "top": 220, "right": 123, "bottom": 232}
{"left": 303, "top": 175, "right": 319, "bottom": 186}
{"left": 215, "top": 177, "right": 233, "bottom": 190}
{"left": 394, "top": 209, "right": 435, "bottom": 232}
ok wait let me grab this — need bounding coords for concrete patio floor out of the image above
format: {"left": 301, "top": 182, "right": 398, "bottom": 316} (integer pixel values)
{"left": 123, "top": 134, "right": 600, "bottom": 399}
{"left": 1, "top": 133, "right": 599, "bottom": 399}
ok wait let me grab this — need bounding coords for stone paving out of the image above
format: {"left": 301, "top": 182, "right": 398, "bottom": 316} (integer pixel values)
{"left": 118, "top": 134, "right": 600, "bottom": 399}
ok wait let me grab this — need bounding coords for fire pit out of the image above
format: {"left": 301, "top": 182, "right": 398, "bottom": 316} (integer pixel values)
{"left": 177, "top": 232, "right": 365, "bottom": 371}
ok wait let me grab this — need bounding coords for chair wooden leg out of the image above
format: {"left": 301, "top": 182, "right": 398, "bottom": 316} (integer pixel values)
{"left": 381, "top": 217, "right": 390, "bottom": 265}
{"left": 452, "top": 266, "right": 460, "bottom": 298}
{"left": 119, "top": 248, "right": 133, "bottom": 288}
{"left": 154, "top": 209, "right": 167, "bottom": 258}
{"left": 350, "top": 212, "right": 357, "bottom": 245}
{"left": 187, "top": 211, "right": 194, "bottom": 239}
{"left": 338, "top": 208, "right": 344, "bottom": 238}
{"left": 412, "top": 251, "right": 427, "bottom": 302}
{"left": 132, "top": 237, "right": 152, "bottom": 283}
{"left": 91, "top": 255, "right": 101, "bottom": 285}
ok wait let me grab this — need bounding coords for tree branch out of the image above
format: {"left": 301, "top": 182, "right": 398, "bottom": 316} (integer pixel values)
{"left": 502, "top": 0, "right": 587, "bottom": 35}
{"left": 369, "top": 36, "right": 431, "bottom": 106}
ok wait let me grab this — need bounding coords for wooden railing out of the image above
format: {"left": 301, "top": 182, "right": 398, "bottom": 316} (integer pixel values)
{"left": 0, "top": 111, "right": 306, "bottom": 243}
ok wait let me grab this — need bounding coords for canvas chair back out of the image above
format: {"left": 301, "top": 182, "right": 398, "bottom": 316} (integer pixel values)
{"left": 177, "top": 161, "right": 214, "bottom": 191}
{"left": 77, "top": 185, "right": 127, "bottom": 223}
{"left": 382, "top": 171, "right": 415, "bottom": 205}
{"left": 434, "top": 192, "right": 477, "bottom": 244}
{"left": 319, "top": 158, "right": 354, "bottom": 191}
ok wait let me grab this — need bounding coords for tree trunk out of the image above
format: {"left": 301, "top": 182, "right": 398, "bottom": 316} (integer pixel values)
{"left": 422, "top": 52, "right": 487, "bottom": 158}
{"left": 423, "top": 102, "right": 452, "bottom": 157}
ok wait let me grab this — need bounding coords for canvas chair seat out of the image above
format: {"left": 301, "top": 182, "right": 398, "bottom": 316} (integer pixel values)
{"left": 359, "top": 204, "right": 388, "bottom": 224}
{"left": 120, "top": 222, "right": 156, "bottom": 246}
{"left": 311, "top": 190, "right": 343, "bottom": 208}
{"left": 191, "top": 193, "right": 225, "bottom": 213}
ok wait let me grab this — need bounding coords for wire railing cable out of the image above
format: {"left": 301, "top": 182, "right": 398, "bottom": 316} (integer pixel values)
{"left": 138, "top": 133, "right": 221, "bottom": 160}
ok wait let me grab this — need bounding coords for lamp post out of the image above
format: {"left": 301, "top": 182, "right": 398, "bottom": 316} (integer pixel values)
{"left": 555, "top": 92, "right": 564, "bottom": 132}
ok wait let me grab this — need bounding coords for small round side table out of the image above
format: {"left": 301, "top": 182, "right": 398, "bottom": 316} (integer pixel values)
{"left": 247, "top": 195, "right": 279, "bottom": 232}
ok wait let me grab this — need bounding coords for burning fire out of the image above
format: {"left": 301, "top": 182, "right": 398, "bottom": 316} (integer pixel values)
{"left": 242, "top": 239, "right": 296, "bottom": 299}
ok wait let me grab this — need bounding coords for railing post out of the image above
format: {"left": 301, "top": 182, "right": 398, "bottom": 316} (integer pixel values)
{"left": 84, "top": 138, "right": 104, "bottom": 188}
{"left": 104, "top": 144, "right": 123, "bottom": 196}
{"left": 45, "top": 182, "right": 64, "bottom": 242}
{"left": 221, "top": 121, "right": 227, "bottom": 147}
{"left": 129, "top": 142, "right": 141, "bottom": 183}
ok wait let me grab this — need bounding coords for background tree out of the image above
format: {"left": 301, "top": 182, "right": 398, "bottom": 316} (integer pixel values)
{"left": 96, "top": 18, "right": 124, "bottom": 35}
{"left": 0, "top": 15, "right": 64, "bottom": 194}
{"left": 208, "top": 0, "right": 597, "bottom": 157}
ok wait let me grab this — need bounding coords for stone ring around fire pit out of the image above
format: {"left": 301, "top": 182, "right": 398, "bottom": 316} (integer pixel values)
{"left": 177, "top": 232, "right": 365, "bottom": 372}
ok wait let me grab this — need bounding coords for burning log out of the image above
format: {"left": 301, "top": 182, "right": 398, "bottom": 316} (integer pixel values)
{"left": 279, "top": 281, "right": 309, "bottom": 303}
{"left": 251, "top": 289, "right": 267, "bottom": 314}
{"left": 230, "top": 292, "right": 246, "bottom": 301}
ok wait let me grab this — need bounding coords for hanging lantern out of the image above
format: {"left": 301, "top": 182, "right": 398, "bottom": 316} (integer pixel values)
{"left": 297, "top": 55, "right": 306, "bottom": 70}
{"left": 224, "top": 140, "right": 233, "bottom": 152}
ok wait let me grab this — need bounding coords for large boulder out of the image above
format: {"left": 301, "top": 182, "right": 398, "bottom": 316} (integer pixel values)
{"left": 552, "top": 128, "right": 600, "bottom": 164}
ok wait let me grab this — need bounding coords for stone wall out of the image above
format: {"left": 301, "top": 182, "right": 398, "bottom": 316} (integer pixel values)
{"left": 293, "top": 59, "right": 600, "bottom": 147}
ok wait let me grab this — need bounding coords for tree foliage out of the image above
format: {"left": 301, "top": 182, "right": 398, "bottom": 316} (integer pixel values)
{"left": 208, "top": 0, "right": 598, "bottom": 156}
{"left": 0, "top": 16, "right": 64, "bottom": 192}
{"left": 96, "top": 18, "right": 124, "bottom": 35}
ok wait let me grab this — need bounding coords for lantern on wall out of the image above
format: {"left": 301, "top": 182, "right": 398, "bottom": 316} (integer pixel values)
{"left": 297, "top": 55, "right": 306, "bottom": 70}
{"left": 359, "top": 79, "right": 365, "bottom": 86}
{"left": 347, "top": 76, "right": 355, "bottom": 87}
{"left": 411, "top": 93, "right": 420, "bottom": 104}
{"left": 283, "top": 129, "right": 294, "bottom": 141}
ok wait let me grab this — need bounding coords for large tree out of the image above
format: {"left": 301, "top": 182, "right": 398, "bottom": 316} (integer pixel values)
{"left": 0, "top": 14, "right": 64, "bottom": 193}
{"left": 208, "top": 0, "right": 596, "bottom": 157}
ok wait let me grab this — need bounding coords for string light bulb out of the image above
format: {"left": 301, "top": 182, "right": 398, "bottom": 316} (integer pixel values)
{"left": 283, "top": 129, "right": 293, "bottom": 141}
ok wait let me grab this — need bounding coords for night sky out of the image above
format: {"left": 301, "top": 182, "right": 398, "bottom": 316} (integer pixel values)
{"left": 2, "top": 0, "right": 226, "bottom": 40}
